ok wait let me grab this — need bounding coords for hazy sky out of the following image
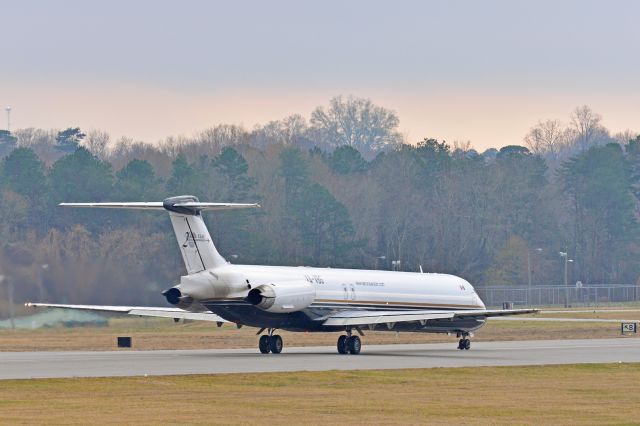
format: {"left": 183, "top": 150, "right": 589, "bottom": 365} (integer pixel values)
{"left": 1, "top": 0, "right": 638, "bottom": 149}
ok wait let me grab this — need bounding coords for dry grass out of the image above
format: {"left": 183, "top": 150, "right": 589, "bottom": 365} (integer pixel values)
{"left": 1, "top": 310, "right": 640, "bottom": 351}
{"left": 1, "top": 364, "right": 639, "bottom": 425}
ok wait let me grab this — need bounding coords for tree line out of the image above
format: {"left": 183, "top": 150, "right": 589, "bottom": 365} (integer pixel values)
{"left": 0, "top": 96, "right": 638, "bottom": 315}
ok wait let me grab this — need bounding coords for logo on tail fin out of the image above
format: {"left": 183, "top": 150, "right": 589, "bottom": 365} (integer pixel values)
{"left": 182, "top": 232, "right": 194, "bottom": 248}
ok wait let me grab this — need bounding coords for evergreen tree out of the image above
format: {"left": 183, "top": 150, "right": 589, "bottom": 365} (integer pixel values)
{"left": 293, "top": 183, "right": 362, "bottom": 266}
{"left": 49, "top": 148, "right": 113, "bottom": 202}
{"left": 0, "top": 130, "right": 18, "bottom": 157}
{"left": 55, "top": 127, "right": 86, "bottom": 153}
{"left": 279, "top": 147, "right": 310, "bottom": 209}
{"left": 209, "top": 147, "right": 259, "bottom": 260}
{"left": 212, "top": 147, "right": 256, "bottom": 200}
{"left": 1, "top": 147, "right": 46, "bottom": 201}
{"left": 114, "top": 159, "right": 162, "bottom": 200}
{"left": 166, "top": 153, "right": 203, "bottom": 196}
{"left": 561, "top": 143, "right": 639, "bottom": 282}
{"left": 49, "top": 147, "right": 113, "bottom": 229}
{"left": 327, "top": 145, "right": 368, "bottom": 175}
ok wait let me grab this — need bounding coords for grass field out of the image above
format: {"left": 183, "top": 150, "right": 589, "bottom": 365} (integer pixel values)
{"left": 1, "top": 309, "right": 639, "bottom": 351}
{"left": 1, "top": 364, "right": 639, "bottom": 425}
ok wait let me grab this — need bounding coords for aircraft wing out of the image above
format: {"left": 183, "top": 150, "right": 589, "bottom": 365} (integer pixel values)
{"left": 25, "top": 303, "right": 229, "bottom": 322}
{"left": 322, "top": 307, "right": 640, "bottom": 327}
{"left": 322, "top": 308, "right": 537, "bottom": 327}
{"left": 487, "top": 316, "right": 640, "bottom": 324}
{"left": 457, "top": 308, "right": 640, "bottom": 323}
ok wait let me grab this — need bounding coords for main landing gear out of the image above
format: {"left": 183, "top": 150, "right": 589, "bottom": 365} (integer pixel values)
{"left": 337, "top": 329, "right": 361, "bottom": 355}
{"left": 259, "top": 329, "right": 283, "bottom": 354}
{"left": 457, "top": 332, "right": 471, "bottom": 350}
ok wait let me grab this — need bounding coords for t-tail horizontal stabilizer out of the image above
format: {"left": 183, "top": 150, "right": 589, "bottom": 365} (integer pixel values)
{"left": 60, "top": 195, "right": 260, "bottom": 274}
{"left": 59, "top": 201, "right": 260, "bottom": 212}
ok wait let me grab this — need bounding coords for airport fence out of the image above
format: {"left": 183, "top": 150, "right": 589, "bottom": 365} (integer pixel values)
{"left": 476, "top": 284, "right": 640, "bottom": 308}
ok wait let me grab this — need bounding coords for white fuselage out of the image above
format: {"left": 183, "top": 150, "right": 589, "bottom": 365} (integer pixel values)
{"left": 182, "top": 264, "right": 484, "bottom": 310}
{"left": 177, "top": 263, "right": 486, "bottom": 332}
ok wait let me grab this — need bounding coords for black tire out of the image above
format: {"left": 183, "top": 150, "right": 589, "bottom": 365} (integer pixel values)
{"left": 347, "top": 335, "right": 361, "bottom": 355}
{"left": 337, "top": 335, "right": 348, "bottom": 354}
{"left": 464, "top": 339, "right": 471, "bottom": 350}
{"left": 269, "top": 335, "right": 283, "bottom": 354}
{"left": 259, "top": 335, "right": 271, "bottom": 353}
{"left": 458, "top": 339, "right": 464, "bottom": 350}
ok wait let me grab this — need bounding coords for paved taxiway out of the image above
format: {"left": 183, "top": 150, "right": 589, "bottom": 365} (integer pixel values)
{"left": 1, "top": 338, "right": 638, "bottom": 380}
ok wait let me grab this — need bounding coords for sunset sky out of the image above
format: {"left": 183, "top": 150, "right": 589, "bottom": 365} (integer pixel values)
{"left": 1, "top": 0, "right": 638, "bottom": 150}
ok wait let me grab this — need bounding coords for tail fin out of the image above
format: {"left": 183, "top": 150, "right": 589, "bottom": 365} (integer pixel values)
{"left": 60, "top": 195, "right": 260, "bottom": 274}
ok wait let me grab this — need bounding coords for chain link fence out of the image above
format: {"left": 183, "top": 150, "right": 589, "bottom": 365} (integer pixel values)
{"left": 476, "top": 284, "right": 640, "bottom": 308}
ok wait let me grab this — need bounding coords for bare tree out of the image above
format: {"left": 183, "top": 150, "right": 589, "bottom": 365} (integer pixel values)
{"left": 83, "top": 130, "right": 110, "bottom": 160}
{"left": 310, "top": 95, "right": 403, "bottom": 155}
{"left": 451, "top": 140, "right": 475, "bottom": 159}
{"left": 251, "top": 114, "right": 308, "bottom": 149}
{"left": 570, "top": 105, "right": 609, "bottom": 151}
{"left": 107, "top": 136, "right": 170, "bottom": 173}
{"left": 613, "top": 129, "right": 638, "bottom": 145}
{"left": 158, "top": 135, "right": 190, "bottom": 158}
{"left": 13, "top": 128, "right": 57, "bottom": 147}
{"left": 524, "top": 119, "right": 569, "bottom": 159}
{"left": 196, "top": 124, "right": 248, "bottom": 154}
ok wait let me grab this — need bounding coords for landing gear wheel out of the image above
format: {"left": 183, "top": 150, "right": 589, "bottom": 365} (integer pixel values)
{"left": 337, "top": 335, "right": 348, "bottom": 354}
{"left": 259, "top": 335, "right": 271, "bottom": 353}
{"left": 347, "top": 335, "right": 361, "bottom": 355}
{"left": 269, "top": 335, "right": 283, "bottom": 354}
{"left": 458, "top": 338, "right": 471, "bottom": 350}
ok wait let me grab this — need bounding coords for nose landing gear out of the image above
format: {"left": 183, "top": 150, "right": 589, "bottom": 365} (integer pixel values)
{"left": 457, "top": 338, "right": 471, "bottom": 350}
{"left": 456, "top": 332, "right": 471, "bottom": 350}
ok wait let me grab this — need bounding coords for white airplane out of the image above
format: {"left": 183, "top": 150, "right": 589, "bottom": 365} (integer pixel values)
{"left": 28, "top": 195, "right": 539, "bottom": 354}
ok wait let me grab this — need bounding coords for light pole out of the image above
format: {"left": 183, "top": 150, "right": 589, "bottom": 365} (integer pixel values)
{"left": 527, "top": 248, "right": 543, "bottom": 307}
{"left": 374, "top": 256, "right": 386, "bottom": 270}
{"left": 0, "top": 275, "right": 14, "bottom": 329}
{"left": 559, "top": 251, "right": 574, "bottom": 307}
{"left": 5, "top": 106, "right": 11, "bottom": 132}
{"left": 391, "top": 260, "right": 401, "bottom": 271}
{"left": 39, "top": 264, "right": 49, "bottom": 302}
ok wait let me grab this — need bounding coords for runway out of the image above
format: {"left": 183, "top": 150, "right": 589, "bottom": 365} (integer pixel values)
{"left": 1, "top": 337, "right": 639, "bottom": 380}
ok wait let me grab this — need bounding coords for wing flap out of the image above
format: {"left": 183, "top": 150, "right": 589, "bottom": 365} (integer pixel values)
{"left": 454, "top": 308, "right": 539, "bottom": 319}
{"left": 127, "top": 309, "right": 227, "bottom": 322}
{"left": 323, "top": 310, "right": 455, "bottom": 326}
{"left": 322, "top": 308, "right": 540, "bottom": 327}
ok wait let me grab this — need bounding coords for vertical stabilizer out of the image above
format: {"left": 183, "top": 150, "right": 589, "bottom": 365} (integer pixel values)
{"left": 163, "top": 195, "right": 227, "bottom": 273}
{"left": 168, "top": 211, "right": 226, "bottom": 273}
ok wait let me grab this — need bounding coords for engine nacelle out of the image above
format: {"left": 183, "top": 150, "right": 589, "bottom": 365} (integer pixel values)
{"left": 246, "top": 282, "right": 315, "bottom": 313}
{"left": 162, "top": 285, "right": 207, "bottom": 313}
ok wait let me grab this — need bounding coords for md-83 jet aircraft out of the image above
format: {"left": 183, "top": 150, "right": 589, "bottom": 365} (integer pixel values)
{"left": 28, "top": 195, "right": 538, "bottom": 355}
